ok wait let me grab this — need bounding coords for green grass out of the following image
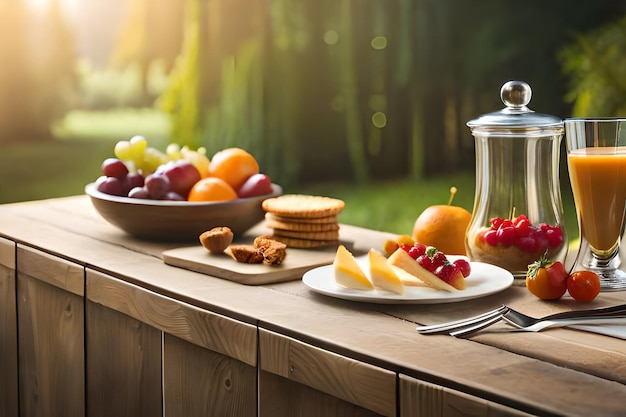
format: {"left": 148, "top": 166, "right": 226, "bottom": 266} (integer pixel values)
{"left": 293, "top": 176, "right": 579, "bottom": 243}
{"left": 1, "top": 107, "right": 580, "bottom": 243}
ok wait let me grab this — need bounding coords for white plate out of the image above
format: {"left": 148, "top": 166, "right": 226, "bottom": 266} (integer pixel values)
{"left": 302, "top": 255, "right": 514, "bottom": 304}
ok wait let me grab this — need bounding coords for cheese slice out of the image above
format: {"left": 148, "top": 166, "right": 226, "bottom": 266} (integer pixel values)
{"left": 334, "top": 245, "right": 373, "bottom": 290}
{"left": 368, "top": 249, "right": 405, "bottom": 294}
{"left": 387, "top": 248, "right": 457, "bottom": 292}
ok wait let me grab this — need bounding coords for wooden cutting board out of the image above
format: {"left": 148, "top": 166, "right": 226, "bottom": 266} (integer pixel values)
{"left": 163, "top": 244, "right": 348, "bottom": 285}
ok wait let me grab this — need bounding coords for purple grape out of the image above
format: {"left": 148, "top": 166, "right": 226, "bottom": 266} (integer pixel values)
{"left": 123, "top": 172, "right": 145, "bottom": 194}
{"left": 97, "top": 177, "right": 125, "bottom": 196}
{"left": 102, "top": 158, "right": 129, "bottom": 180}
{"left": 164, "top": 191, "right": 185, "bottom": 201}
{"left": 128, "top": 187, "right": 150, "bottom": 199}
{"left": 145, "top": 174, "right": 170, "bottom": 199}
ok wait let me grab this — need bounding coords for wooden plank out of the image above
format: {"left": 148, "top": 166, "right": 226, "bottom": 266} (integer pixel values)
{"left": 4, "top": 197, "right": 626, "bottom": 416}
{"left": 0, "top": 237, "right": 15, "bottom": 269}
{"left": 399, "top": 374, "right": 535, "bottom": 417}
{"left": 163, "top": 333, "right": 257, "bottom": 417}
{"left": 0, "top": 237, "right": 17, "bottom": 417}
{"left": 163, "top": 244, "right": 339, "bottom": 285}
{"left": 259, "top": 329, "right": 396, "bottom": 417}
{"left": 86, "top": 300, "right": 162, "bottom": 417}
{"left": 17, "top": 244, "right": 84, "bottom": 296}
{"left": 17, "top": 274, "right": 84, "bottom": 417}
{"left": 87, "top": 269, "right": 257, "bottom": 366}
{"left": 259, "top": 369, "right": 382, "bottom": 417}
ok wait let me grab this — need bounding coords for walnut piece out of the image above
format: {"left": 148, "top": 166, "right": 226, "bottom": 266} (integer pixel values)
{"left": 254, "top": 236, "right": 287, "bottom": 265}
{"left": 199, "top": 227, "right": 234, "bottom": 253}
{"left": 228, "top": 245, "right": 264, "bottom": 264}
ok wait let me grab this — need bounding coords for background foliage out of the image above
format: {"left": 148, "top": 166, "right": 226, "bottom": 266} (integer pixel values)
{"left": 1, "top": 0, "right": 625, "bottom": 202}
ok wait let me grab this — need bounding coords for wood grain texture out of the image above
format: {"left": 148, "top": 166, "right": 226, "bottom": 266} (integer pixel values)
{"left": 86, "top": 300, "right": 162, "bottom": 417}
{"left": 17, "top": 274, "right": 84, "bottom": 417}
{"left": 399, "top": 374, "right": 535, "bottom": 417}
{"left": 17, "top": 244, "right": 84, "bottom": 296}
{"left": 4, "top": 197, "right": 626, "bottom": 416}
{"left": 0, "top": 237, "right": 17, "bottom": 417}
{"left": 259, "top": 370, "right": 383, "bottom": 417}
{"left": 163, "top": 244, "right": 339, "bottom": 285}
{"left": 259, "top": 329, "right": 396, "bottom": 417}
{"left": 163, "top": 332, "right": 257, "bottom": 417}
{"left": 0, "top": 237, "right": 14, "bottom": 269}
{"left": 87, "top": 269, "right": 257, "bottom": 366}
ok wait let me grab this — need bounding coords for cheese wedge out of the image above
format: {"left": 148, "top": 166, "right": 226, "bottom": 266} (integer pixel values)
{"left": 387, "top": 248, "right": 458, "bottom": 292}
{"left": 334, "top": 245, "right": 373, "bottom": 290}
{"left": 368, "top": 249, "right": 405, "bottom": 294}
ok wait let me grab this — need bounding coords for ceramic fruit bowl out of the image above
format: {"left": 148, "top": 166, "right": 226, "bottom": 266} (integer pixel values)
{"left": 85, "top": 182, "right": 282, "bottom": 241}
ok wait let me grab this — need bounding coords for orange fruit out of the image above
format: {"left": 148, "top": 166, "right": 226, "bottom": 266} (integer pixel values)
{"left": 208, "top": 148, "right": 260, "bottom": 190}
{"left": 187, "top": 177, "right": 238, "bottom": 202}
{"left": 412, "top": 205, "right": 472, "bottom": 255}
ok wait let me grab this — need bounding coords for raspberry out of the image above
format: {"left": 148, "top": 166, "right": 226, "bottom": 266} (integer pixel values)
{"left": 431, "top": 251, "right": 448, "bottom": 268}
{"left": 408, "top": 243, "right": 427, "bottom": 259}
{"left": 435, "top": 264, "right": 460, "bottom": 282}
{"left": 417, "top": 254, "right": 435, "bottom": 272}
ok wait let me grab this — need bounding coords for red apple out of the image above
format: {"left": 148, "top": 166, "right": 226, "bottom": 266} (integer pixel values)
{"left": 237, "top": 173, "right": 273, "bottom": 198}
{"left": 157, "top": 160, "right": 201, "bottom": 198}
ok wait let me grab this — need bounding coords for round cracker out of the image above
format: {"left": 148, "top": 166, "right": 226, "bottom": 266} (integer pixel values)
{"left": 272, "top": 228, "right": 340, "bottom": 241}
{"left": 265, "top": 214, "right": 340, "bottom": 232}
{"left": 271, "top": 235, "right": 339, "bottom": 249}
{"left": 266, "top": 213, "right": 339, "bottom": 224}
{"left": 262, "top": 194, "right": 345, "bottom": 218}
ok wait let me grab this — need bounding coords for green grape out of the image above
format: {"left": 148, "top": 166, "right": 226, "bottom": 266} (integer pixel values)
{"left": 114, "top": 141, "right": 133, "bottom": 161}
{"left": 142, "top": 147, "right": 168, "bottom": 174}
{"left": 129, "top": 135, "right": 147, "bottom": 152}
{"left": 166, "top": 143, "right": 182, "bottom": 160}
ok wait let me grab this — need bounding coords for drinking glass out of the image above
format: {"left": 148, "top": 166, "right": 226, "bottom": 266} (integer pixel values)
{"left": 565, "top": 118, "right": 626, "bottom": 290}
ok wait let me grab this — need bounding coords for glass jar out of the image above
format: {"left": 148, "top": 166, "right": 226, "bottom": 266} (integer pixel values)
{"left": 465, "top": 81, "right": 568, "bottom": 278}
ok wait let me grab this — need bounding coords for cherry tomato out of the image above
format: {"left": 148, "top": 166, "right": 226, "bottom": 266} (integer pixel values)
{"left": 567, "top": 271, "right": 601, "bottom": 302}
{"left": 526, "top": 257, "right": 567, "bottom": 300}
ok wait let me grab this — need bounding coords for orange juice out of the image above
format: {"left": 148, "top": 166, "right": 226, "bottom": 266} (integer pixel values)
{"left": 568, "top": 147, "right": 626, "bottom": 257}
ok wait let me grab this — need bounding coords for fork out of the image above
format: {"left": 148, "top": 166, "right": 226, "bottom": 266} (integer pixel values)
{"left": 416, "top": 303, "right": 626, "bottom": 336}
{"left": 415, "top": 305, "right": 508, "bottom": 335}
{"left": 451, "top": 314, "right": 626, "bottom": 337}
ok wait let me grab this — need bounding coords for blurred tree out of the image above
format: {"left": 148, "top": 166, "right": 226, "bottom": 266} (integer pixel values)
{"left": 0, "top": 0, "right": 77, "bottom": 142}
{"left": 155, "top": 0, "right": 626, "bottom": 185}
{"left": 0, "top": 0, "right": 38, "bottom": 142}
{"left": 110, "top": 0, "right": 184, "bottom": 105}
{"left": 35, "top": 0, "right": 79, "bottom": 126}
{"left": 560, "top": 16, "right": 626, "bottom": 116}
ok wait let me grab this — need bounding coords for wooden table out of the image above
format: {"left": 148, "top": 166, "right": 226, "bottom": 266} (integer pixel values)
{"left": 1, "top": 196, "right": 625, "bottom": 417}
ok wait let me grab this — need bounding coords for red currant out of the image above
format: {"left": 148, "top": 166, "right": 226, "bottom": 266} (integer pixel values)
{"left": 453, "top": 258, "right": 471, "bottom": 277}
{"left": 517, "top": 236, "right": 537, "bottom": 252}
{"left": 496, "top": 226, "right": 516, "bottom": 247}
{"left": 483, "top": 229, "right": 498, "bottom": 246}
{"left": 545, "top": 227, "right": 563, "bottom": 248}
{"left": 514, "top": 218, "right": 531, "bottom": 237}
{"left": 399, "top": 243, "right": 412, "bottom": 253}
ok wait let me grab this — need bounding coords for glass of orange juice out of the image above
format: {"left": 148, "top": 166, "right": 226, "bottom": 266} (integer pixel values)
{"left": 565, "top": 118, "right": 626, "bottom": 290}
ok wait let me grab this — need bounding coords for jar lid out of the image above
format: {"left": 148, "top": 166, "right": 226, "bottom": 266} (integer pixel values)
{"left": 466, "top": 81, "right": 563, "bottom": 136}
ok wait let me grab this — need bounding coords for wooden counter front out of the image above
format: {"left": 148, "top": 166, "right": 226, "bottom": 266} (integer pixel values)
{"left": 1, "top": 196, "right": 626, "bottom": 417}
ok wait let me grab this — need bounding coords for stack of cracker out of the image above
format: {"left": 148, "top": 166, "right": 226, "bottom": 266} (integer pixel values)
{"left": 261, "top": 194, "right": 345, "bottom": 248}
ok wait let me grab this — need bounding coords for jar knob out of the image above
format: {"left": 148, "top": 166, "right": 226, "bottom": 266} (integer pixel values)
{"left": 500, "top": 80, "right": 532, "bottom": 109}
